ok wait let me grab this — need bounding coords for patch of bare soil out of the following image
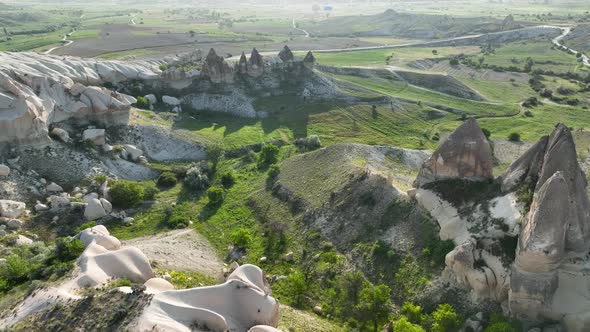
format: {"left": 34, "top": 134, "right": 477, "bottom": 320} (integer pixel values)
{"left": 123, "top": 229, "right": 223, "bottom": 277}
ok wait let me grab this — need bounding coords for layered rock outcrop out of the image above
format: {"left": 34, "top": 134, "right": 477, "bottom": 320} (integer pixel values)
{"left": 414, "top": 118, "right": 494, "bottom": 187}
{"left": 0, "top": 52, "right": 164, "bottom": 144}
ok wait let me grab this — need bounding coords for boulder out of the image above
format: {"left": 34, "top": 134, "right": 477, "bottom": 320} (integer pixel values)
{"left": 0, "top": 164, "right": 10, "bottom": 176}
{"left": 278, "top": 45, "right": 294, "bottom": 62}
{"left": 284, "top": 252, "right": 294, "bottom": 262}
{"left": 6, "top": 219, "right": 23, "bottom": 230}
{"left": 51, "top": 128, "right": 71, "bottom": 143}
{"left": 83, "top": 129, "right": 106, "bottom": 145}
{"left": 83, "top": 192, "right": 99, "bottom": 203}
{"left": 15, "top": 235, "right": 33, "bottom": 246}
{"left": 49, "top": 195, "right": 71, "bottom": 211}
{"left": 84, "top": 198, "right": 107, "bottom": 221}
{"left": 46, "top": 182, "right": 63, "bottom": 192}
{"left": 144, "top": 94, "right": 157, "bottom": 105}
{"left": 162, "top": 95, "right": 181, "bottom": 106}
{"left": 0, "top": 200, "right": 26, "bottom": 218}
{"left": 124, "top": 144, "right": 144, "bottom": 161}
{"left": 35, "top": 203, "right": 49, "bottom": 212}
{"left": 414, "top": 118, "right": 493, "bottom": 187}
{"left": 100, "top": 198, "right": 113, "bottom": 214}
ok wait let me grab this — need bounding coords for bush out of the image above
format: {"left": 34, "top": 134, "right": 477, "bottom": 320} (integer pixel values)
{"left": 159, "top": 64, "right": 168, "bottom": 71}
{"left": 207, "top": 187, "right": 224, "bottom": 204}
{"left": 134, "top": 96, "right": 150, "bottom": 110}
{"left": 481, "top": 128, "right": 491, "bottom": 139}
{"left": 220, "top": 171, "right": 236, "bottom": 188}
{"left": 268, "top": 164, "right": 280, "bottom": 180}
{"left": 166, "top": 215, "right": 189, "bottom": 229}
{"left": 394, "top": 316, "right": 426, "bottom": 332}
{"left": 141, "top": 182, "right": 159, "bottom": 200}
{"left": 54, "top": 238, "right": 85, "bottom": 262}
{"left": 431, "top": 304, "right": 461, "bottom": 332}
{"left": 508, "top": 132, "right": 521, "bottom": 142}
{"left": 110, "top": 180, "right": 145, "bottom": 208}
{"left": 231, "top": 228, "right": 252, "bottom": 249}
{"left": 185, "top": 165, "right": 210, "bottom": 190}
{"left": 0, "top": 255, "right": 31, "bottom": 288}
{"left": 286, "top": 271, "right": 308, "bottom": 308}
{"left": 258, "top": 144, "right": 279, "bottom": 167}
{"left": 401, "top": 302, "right": 424, "bottom": 324}
{"left": 157, "top": 172, "right": 177, "bottom": 187}
{"left": 449, "top": 58, "right": 459, "bottom": 66}
{"left": 306, "top": 135, "right": 321, "bottom": 149}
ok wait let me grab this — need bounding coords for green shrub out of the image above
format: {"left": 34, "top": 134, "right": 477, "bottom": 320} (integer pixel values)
{"left": 0, "top": 255, "right": 31, "bottom": 288}
{"left": 207, "top": 187, "right": 224, "bottom": 204}
{"left": 220, "top": 171, "right": 236, "bottom": 188}
{"left": 431, "top": 304, "right": 461, "bottom": 332}
{"left": 141, "top": 182, "right": 159, "bottom": 200}
{"left": 286, "top": 271, "right": 308, "bottom": 308}
{"left": 109, "top": 278, "right": 133, "bottom": 289}
{"left": 230, "top": 228, "right": 252, "bottom": 249}
{"left": 54, "top": 238, "right": 85, "bottom": 262}
{"left": 401, "top": 302, "right": 424, "bottom": 324}
{"left": 267, "top": 164, "right": 280, "bottom": 180}
{"left": 356, "top": 283, "right": 392, "bottom": 332}
{"left": 485, "top": 322, "right": 518, "bottom": 332}
{"left": 258, "top": 144, "right": 279, "bottom": 167}
{"left": 394, "top": 316, "right": 426, "bottom": 332}
{"left": 185, "top": 165, "right": 210, "bottom": 190}
{"left": 157, "top": 172, "right": 177, "bottom": 187}
{"left": 134, "top": 96, "right": 150, "bottom": 110}
{"left": 159, "top": 64, "right": 168, "bottom": 71}
{"left": 74, "top": 221, "right": 96, "bottom": 234}
{"left": 508, "top": 132, "right": 521, "bottom": 142}
{"left": 166, "top": 215, "right": 189, "bottom": 229}
{"left": 110, "top": 180, "right": 145, "bottom": 208}
{"left": 94, "top": 175, "right": 108, "bottom": 184}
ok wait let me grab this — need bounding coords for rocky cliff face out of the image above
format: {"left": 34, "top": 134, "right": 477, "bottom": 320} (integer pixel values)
{"left": 414, "top": 118, "right": 494, "bottom": 187}
{"left": 0, "top": 52, "right": 164, "bottom": 144}
{"left": 278, "top": 45, "right": 294, "bottom": 62}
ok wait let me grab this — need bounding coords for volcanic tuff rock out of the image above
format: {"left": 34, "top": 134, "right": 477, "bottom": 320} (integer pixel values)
{"left": 507, "top": 125, "right": 590, "bottom": 330}
{"left": 238, "top": 52, "right": 248, "bottom": 74}
{"left": 201, "top": 48, "right": 234, "bottom": 83}
{"left": 303, "top": 51, "right": 316, "bottom": 68}
{"left": 247, "top": 48, "right": 265, "bottom": 77}
{"left": 414, "top": 118, "right": 494, "bottom": 187}
{"left": 0, "top": 52, "right": 164, "bottom": 144}
{"left": 278, "top": 45, "right": 294, "bottom": 62}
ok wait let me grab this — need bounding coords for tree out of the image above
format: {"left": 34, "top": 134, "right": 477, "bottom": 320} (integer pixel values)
{"left": 393, "top": 316, "right": 426, "bottom": 332}
{"left": 449, "top": 58, "right": 459, "bottom": 66}
{"left": 401, "top": 302, "right": 423, "bottom": 324}
{"left": 220, "top": 171, "right": 236, "bottom": 188}
{"left": 287, "top": 271, "right": 308, "bottom": 308}
{"left": 431, "top": 304, "right": 462, "bottom": 332}
{"left": 206, "top": 144, "right": 224, "bottom": 171}
{"left": 356, "top": 283, "right": 392, "bottom": 332}
{"left": 157, "top": 172, "right": 178, "bottom": 187}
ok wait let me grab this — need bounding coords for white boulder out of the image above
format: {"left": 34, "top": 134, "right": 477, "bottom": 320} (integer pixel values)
{"left": 51, "top": 128, "right": 71, "bottom": 143}
{"left": 100, "top": 198, "right": 113, "bottom": 214}
{"left": 124, "top": 144, "right": 144, "bottom": 161}
{"left": 83, "top": 192, "right": 99, "bottom": 204}
{"left": 145, "top": 94, "right": 157, "bottom": 105}
{"left": 15, "top": 235, "right": 33, "bottom": 246}
{"left": 46, "top": 182, "right": 64, "bottom": 192}
{"left": 49, "top": 195, "right": 71, "bottom": 211}
{"left": 84, "top": 198, "right": 107, "bottom": 221}
{"left": 83, "top": 129, "right": 106, "bottom": 145}
{"left": 35, "top": 203, "right": 49, "bottom": 212}
{"left": 0, "top": 164, "right": 9, "bottom": 176}
{"left": 0, "top": 200, "right": 26, "bottom": 218}
{"left": 162, "top": 95, "right": 181, "bottom": 106}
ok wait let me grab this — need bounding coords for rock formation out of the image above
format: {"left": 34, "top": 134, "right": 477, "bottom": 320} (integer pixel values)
{"left": 201, "top": 48, "right": 234, "bottom": 83}
{"left": 0, "top": 52, "right": 164, "bottom": 144}
{"left": 303, "top": 51, "right": 316, "bottom": 69}
{"left": 414, "top": 118, "right": 494, "bottom": 187}
{"left": 238, "top": 52, "right": 248, "bottom": 75}
{"left": 278, "top": 45, "right": 294, "bottom": 62}
{"left": 507, "top": 125, "right": 590, "bottom": 331}
{"left": 247, "top": 48, "right": 265, "bottom": 77}
{"left": 501, "top": 14, "right": 516, "bottom": 31}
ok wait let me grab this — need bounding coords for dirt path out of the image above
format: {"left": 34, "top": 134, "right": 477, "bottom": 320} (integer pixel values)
{"left": 43, "top": 33, "right": 74, "bottom": 55}
{"left": 552, "top": 26, "right": 589, "bottom": 67}
{"left": 123, "top": 229, "right": 223, "bottom": 276}
{"left": 292, "top": 18, "right": 309, "bottom": 38}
